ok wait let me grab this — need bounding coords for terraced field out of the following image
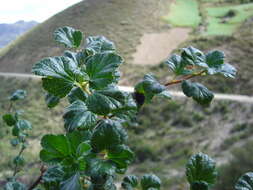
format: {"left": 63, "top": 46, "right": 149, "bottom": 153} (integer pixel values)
{"left": 165, "top": 0, "right": 253, "bottom": 36}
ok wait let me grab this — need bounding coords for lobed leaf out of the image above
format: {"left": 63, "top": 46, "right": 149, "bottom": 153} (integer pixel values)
{"left": 141, "top": 174, "right": 161, "bottom": 190}
{"left": 165, "top": 47, "right": 236, "bottom": 78}
{"left": 54, "top": 26, "right": 83, "bottom": 48}
{"left": 165, "top": 54, "right": 192, "bottom": 76}
{"left": 181, "top": 81, "right": 214, "bottom": 105}
{"left": 67, "top": 87, "right": 88, "bottom": 104}
{"left": 186, "top": 153, "right": 217, "bottom": 189}
{"left": 43, "top": 165, "right": 65, "bottom": 184}
{"left": 2, "top": 113, "right": 17, "bottom": 126}
{"left": 85, "top": 36, "right": 116, "bottom": 55}
{"left": 87, "top": 158, "right": 116, "bottom": 176}
{"left": 235, "top": 172, "right": 253, "bottom": 190}
{"left": 134, "top": 74, "right": 167, "bottom": 106}
{"left": 86, "top": 87, "right": 126, "bottom": 115}
{"left": 122, "top": 175, "right": 138, "bottom": 190}
{"left": 64, "top": 50, "right": 87, "bottom": 66}
{"left": 9, "top": 89, "right": 27, "bottom": 101}
{"left": 181, "top": 46, "right": 206, "bottom": 68}
{"left": 45, "top": 93, "right": 60, "bottom": 108}
{"left": 63, "top": 100, "right": 97, "bottom": 132}
{"left": 60, "top": 173, "right": 81, "bottom": 190}
{"left": 40, "top": 135, "right": 71, "bottom": 164}
{"left": 32, "top": 56, "right": 88, "bottom": 98}
{"left": 4, "top": 180, "right": 27, "bottom": 190}
{"left": 91, "top": 120, "right": 128, "bottom": 152}
{"left": 206, "top": 50, "right": 236, "bottom": 78}
{"left": 85, "top": 53, "right": 123, "bottom": 90}
{"left": 108, "top": 145, "right": 134, "bottom": 170}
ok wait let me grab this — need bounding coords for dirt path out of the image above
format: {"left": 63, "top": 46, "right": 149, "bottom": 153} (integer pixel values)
{"left": 1, "top": 72, "right": 253, "bottom": 103}
{"left": 132, "top": 28, "right": 191, "bottom": 65}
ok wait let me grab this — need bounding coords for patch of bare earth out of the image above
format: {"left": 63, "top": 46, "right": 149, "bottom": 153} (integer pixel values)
{"left": 132, "top": 28, "right": 191, "bottom": 65}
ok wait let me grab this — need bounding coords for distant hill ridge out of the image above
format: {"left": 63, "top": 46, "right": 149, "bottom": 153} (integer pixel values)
{"left": 0, "top": 0, "right": 168, "bottom": 73}
{"left": 0, "top": 20, "right": 38, "bottom": 48}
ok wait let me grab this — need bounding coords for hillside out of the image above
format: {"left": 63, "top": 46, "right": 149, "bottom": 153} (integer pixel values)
{"left": 0, "top": 0, "right": 169, "bottom": 73}
{"left": 0, "top": 20, "right": 38, "bottom": 48}
{"left": 0, "top": 77, "right": 252, "bottom": 189}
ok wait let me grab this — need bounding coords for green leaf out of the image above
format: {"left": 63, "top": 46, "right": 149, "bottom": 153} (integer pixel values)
{"left": 157, "top": 90, "right": 172, "bottom": 100}
{"left": 86, "top": 88, "right": 126, "bottom": 115}
{"left": 54, "top": 26, "right": 83, "bottom": 48}
{"left": 9, "top": 89, "right": 27, "bottom": 101}
{"left": 15, "top": 120, "right": 32, "bottom": 130}
{"left": 87, "top": 158, "right": 116, "bottom": 176}
{"left": 85, "top": 36, "right": 116, "bottom": 55}
{"left": 60, "top": 173, "right": 81, "bottom": 190}
{"left": 68, "top": 87, "right": 88, "bottom": 103}
{"left": 181, "top": 46, "right": 206, "bottom": 68}
{"left": 64, "top": 51, "right": 87, "bottom": 66}
{"left": 112, "top": 92, "right": 138, "bottom": 123}
{"left": 108, "top": 145, "right": 134, "bottom": 170}
{"left": 66, "top": 131, "right": 89, "bottom": 154}
{"left": 206, "top": 50, "right": 225, "bottom": 69}
{"left": 45, "top": 93, "right": 60, "bottom": 108}
{"left": 218, "top": 63, "right": 237, "bottom": 78}
{"left": 181, "top": 81, "right": 214, "bottom": 105}
{"left": 122, "top": 175, "right": 138, "bottom": 190}
{"left": 91, "top": 120, "right": 127, "bottom": 152}
{"left": 190, "top": 182, "right": 209, "bottom": 190}
{"left": 85, "top": 53, "right": 123, "bottom": 89}
{"left": 40, "top": 134, "right": 71, "bottom": 164}
{"left": 63, "top": 100, "right": 98, "bottom": 132}
{"left": 13, "top": 156, "right": 25, "bottom": 166}
{"left": 12, "top": 119, "right": 32, "bottom": 137}
{"left": 165, "top": 47, "right": 236, "bottom": 78}
{"left": 186, "top": 153, "right": 217, "bottom": 189}
{"left": 40, "top": 132, "right": 92, "bottom": 165}
{"left": 134, "top": 74, "right": 166, "bottom": 104}
{"left": 2, "top": 114, "right": 17, "bottom": 126}
{"left": 206, "top": 50, "right": 236, "bottom": 78}
{"left": 43, "top": 165, "right": 65, "bottom": 184}
{"left": 76, "top": 142, "right": 91, "bottom": 157}
{"left": 165, "top": 54, "right": 193, "bottom": 76}
{"left": 235, "top": 172, "right": 253, "bottom": 190}
{"left": 4, "top": 180, "right": 27, "bottom": 190}
{"left": 32, "top": 56, "right": 88, "bottom": 98}
{"left": 10, "top": 138, "right": 20, "bottom": 147}
{"left": 141, "top": 174, "right": 161, "bottom": 190}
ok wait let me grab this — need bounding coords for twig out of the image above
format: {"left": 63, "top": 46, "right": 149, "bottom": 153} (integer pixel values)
{"left": 164, "top": 70, "right": 206, "bottom": 86}
{"left": 28, "top": 165, "right": 46, "bottom": 190}
{"left": 13, "top": 146, "right": 26, "bottom": 177}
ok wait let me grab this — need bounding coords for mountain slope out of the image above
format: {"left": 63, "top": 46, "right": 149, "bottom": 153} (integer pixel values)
{"left": 0, "top": 20, "right": 38, "bottom": 48}
{"left": 0, "top": 0, "right": 169, "bottom": 73}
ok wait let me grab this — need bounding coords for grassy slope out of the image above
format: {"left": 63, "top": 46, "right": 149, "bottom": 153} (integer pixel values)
{"left": 0, "top": 0, "right": 169, "bottom": 73}
{"left": 0, "top": 76, "right": 252, "bottom": 188}
{"left": 163, "top": 0, "right": 201, "bottom": 27}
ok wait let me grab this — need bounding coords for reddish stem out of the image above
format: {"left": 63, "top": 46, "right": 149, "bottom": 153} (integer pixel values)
{"left": 164, "top": 70, "right": 206, "bottom": 86}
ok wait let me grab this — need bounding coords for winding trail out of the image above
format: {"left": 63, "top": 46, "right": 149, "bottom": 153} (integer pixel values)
{"left": 1, "top": 72, "right": 253, "bottom": 103}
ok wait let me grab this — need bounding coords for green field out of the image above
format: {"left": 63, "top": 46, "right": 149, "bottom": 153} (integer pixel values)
{"left": 165, "top": 0, "right": 253, "bottom": 36}
{"left": 205, "top": 3, "right": 253, "bottom": 35}
{"left": 163, "top": 0, "right": 201, "bottom": 27}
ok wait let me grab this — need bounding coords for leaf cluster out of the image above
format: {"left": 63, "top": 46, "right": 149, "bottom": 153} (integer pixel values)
{"left": 1, "top": 26, "right": 242, "bottom": 190}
